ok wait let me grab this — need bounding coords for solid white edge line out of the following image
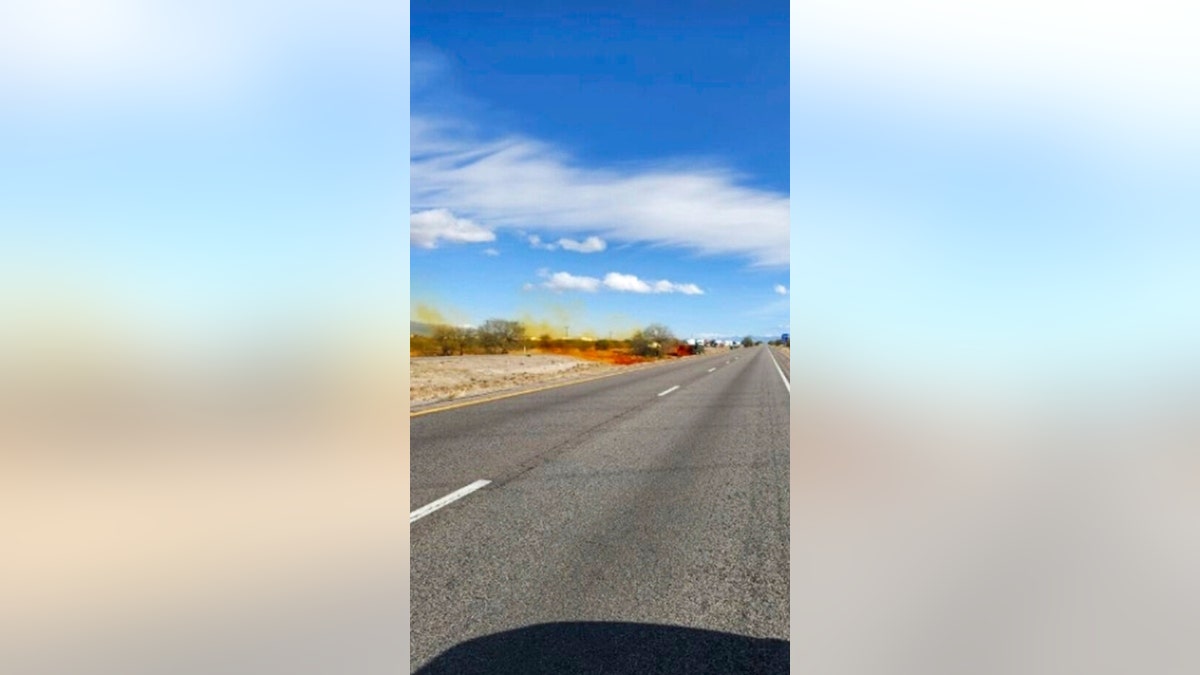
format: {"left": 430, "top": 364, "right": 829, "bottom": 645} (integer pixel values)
{"left": 657, "top": 385, "right": 680, "bottom": 397}
{"left": 767, "top": 347, "right": 791, "bottom": 393}
{"left": 410, "top": 479, "right": 492, "bottom": 524}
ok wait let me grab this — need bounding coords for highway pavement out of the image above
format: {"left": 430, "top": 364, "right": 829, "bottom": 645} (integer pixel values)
{"left": 410, "top": 345, "right": 790, "bottom": 673}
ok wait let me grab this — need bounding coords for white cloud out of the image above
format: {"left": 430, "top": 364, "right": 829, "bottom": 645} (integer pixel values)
{"left": 533, "top": 270, "right": 703, "bottom": 295}
{"left": 412, "top": 120, "right": 790, "bottom": 267}
{"left": 410, "top": 209, "right": 495, "bottom": 249}
{"left": 527, "top": 234, "right": 608, "bottom": 254}
{"left": 483, "top": 248, "right": 499, "bottom": 256}
{"left": 539, "top": 270, "right": 600, "bottom": 293}
{"left": 603, "top": 272, "right": 703, "bottom": 295}
{"left": 774, "top": 284, "right": 788, "bottom": 295}
{"left": 558, "top": 236, "right": 607, "bottom": 253}
{"left": 669, "top": 282, "right": 705, "bottom": 295}
{"left": 649, "top": 279, "right": 705, "bottom": 295}
{"left": 603, "top": 272, "right": 651, "bottom": 293}
{"left": 528, "top": 234, "right": 557, "bottom": 250}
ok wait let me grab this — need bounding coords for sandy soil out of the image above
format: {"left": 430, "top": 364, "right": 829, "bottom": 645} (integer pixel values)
{"left": 410, "top": 353, "right": 624, "bottom": 405}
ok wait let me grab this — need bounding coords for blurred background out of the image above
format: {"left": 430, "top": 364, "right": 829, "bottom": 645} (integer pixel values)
{"left": 1, "top": 2, "right": 408, "bottom": 672}
{"left": 792, "top": 1, "right": 1200, "bottom": 673}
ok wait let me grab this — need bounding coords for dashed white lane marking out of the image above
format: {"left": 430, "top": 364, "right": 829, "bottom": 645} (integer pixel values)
{"left": 657, "top": 385, "right": 680, "bottom": 397}
{"left": 410, "top": 479, "right": 491, "bottom": 524}
{"left": 707, "top": 367, "right": 716, "bottom": 372}
{"left": 767, "top": 348, "right": 790, "bottom": 393}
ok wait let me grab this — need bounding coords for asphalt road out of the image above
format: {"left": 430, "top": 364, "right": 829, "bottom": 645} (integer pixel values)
{"left": 410, "top": 345, "right": 790, "bottom": 673}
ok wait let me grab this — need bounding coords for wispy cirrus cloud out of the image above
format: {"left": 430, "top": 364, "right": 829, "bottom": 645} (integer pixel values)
{"left": 411, "top": 116, "right": 789, "bottom": 267}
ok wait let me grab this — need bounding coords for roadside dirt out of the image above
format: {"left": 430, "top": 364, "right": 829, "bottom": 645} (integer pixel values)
{"left": 409, "top": 353, "right": 621, "bottom": 406}
{"left": 410, "top": 348, "right": 730, "bottom": 407}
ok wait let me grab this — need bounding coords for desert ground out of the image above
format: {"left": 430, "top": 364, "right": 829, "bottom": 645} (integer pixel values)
{"left": 409, "top": 348, "right": 737, "bottom": 407}
{"left": 410, "top": 353, "right": 623, "bottom": 406}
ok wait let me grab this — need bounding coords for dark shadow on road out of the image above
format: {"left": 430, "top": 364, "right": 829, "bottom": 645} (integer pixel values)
{"left": 413, "top": 621, "right": 788, "bottom": 674}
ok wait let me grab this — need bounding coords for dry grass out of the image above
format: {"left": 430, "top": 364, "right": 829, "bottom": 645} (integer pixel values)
{"left": 409, "top": 347, "right": 712, "bottom": 405}
{"left": 533, "top": 346, "right": 654, "bottom": 366}
{"left": 409, "top": 353, "right": 620, "bottom": 405}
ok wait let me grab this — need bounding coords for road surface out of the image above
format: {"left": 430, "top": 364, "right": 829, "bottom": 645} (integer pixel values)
{"left": 410, "top": 345, "right": 790, "bottom": 673}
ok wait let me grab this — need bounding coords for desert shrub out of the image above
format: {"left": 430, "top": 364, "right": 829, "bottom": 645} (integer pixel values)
{"left": 478, "top": 319, "right": 525, "bottom": 354}
{"left": 630, "top": 324, "right": 676, "bottom": 357}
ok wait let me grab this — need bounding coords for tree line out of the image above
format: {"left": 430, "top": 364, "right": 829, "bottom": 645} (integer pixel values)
{"left": 422, "top": 319, "right": 525, "bottom": 356}
{"left": 412, "top": 319, "right": 702, "bottom": 358}
{"left": 410, "top": 319, "right": 779, "bottom": 357}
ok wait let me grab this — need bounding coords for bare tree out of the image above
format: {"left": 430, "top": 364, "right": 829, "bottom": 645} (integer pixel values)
{"left": 478, "top": 319, "right": 526, "bottom": 354}
{"left": 432, "top": 325, "right": 477, "bottom": 355}
{"left": 457, "top": 327, "right": 478, "bottom": 355}
{"left": 643, "top": 323, "right": 675, "bottom": 345}
{"left": 432, "top": 325, "right": 458, "bottom": 356}
{"left": 630, "top": 323, "right": 677, "bottom": 357}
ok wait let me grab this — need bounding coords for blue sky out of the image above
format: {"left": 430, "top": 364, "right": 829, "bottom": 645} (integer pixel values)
{"left": 410, "top": 2, "right": 790, "bottom": 340}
